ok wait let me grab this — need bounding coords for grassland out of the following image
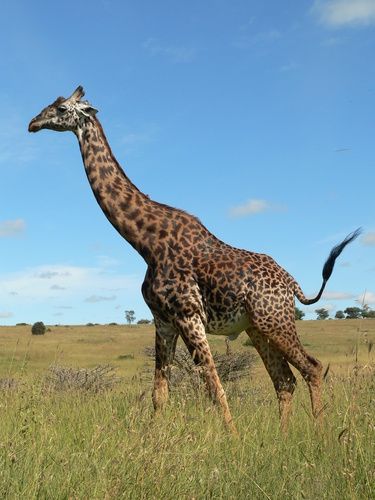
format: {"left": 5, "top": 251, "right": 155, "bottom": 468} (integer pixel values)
{"left": 0, "top": 320, "right": 374, "bottom": 499}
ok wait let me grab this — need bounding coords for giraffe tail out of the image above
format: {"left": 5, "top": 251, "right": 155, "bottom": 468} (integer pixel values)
{"left": 294, "top": 228, "right": 362, "bottom": 306}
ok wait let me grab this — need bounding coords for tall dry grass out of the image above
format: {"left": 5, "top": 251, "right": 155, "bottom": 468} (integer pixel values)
{"left": 0, "top": 365, "right": 373, "bottom": 498}
{"left": 0, "top": 321, "right": 373, "bottom": 498}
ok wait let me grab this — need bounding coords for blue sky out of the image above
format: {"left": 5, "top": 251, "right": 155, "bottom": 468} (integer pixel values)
{"left": 1, "top": 0, "right": 374, "bottom": 325}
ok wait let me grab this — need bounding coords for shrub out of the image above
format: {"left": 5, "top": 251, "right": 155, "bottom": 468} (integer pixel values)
{"left": 45, "top": 364, "right": 121, "bottom": 392}
{"left": 31, "top": 321, "right": 46, "bottom": 335}
{"left": 0, "top": 378, "right": 18, "bottom": 391}
{"left": 144, "top": 344, "right": 256, "bottom": 390}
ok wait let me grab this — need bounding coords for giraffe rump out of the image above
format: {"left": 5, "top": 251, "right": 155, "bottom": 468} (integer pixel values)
{"left": 295, "top": 228, "right": 362, "bottom": 306}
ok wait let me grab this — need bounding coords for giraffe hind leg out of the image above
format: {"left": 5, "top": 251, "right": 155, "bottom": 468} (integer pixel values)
{"left": 278, "top": 337, "right": 323, "bottom": 424}
{"left": 246, "top": 328, "right": 297, "bottom": 432}
{"left": 253, "top": 322, "right": 323, "bottom": 424}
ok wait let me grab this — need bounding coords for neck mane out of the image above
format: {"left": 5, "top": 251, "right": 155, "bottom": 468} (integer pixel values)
{"left": 75, "top": 116, "right": 215, "bottom": 265}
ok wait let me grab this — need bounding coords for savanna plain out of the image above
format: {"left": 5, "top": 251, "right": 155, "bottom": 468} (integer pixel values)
{"left": 0, "top": 320, "right": 374, "bottom": 499}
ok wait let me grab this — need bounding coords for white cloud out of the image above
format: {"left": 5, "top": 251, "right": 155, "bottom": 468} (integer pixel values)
{"left": 0, "top": 264, "right": 140, "bottom": 303}
{"left": 319, "top": 303, "right": 336, "bottom": 312}
{"left": 143, "top": 38, "right": 196, "bottom": 63}
{"left": 85, "top": 295, "right": 117, "bottom": 303}
{"left": 357, "top": 291, "right": 375, "bottom": 304}
{"left": 323, "top": 291, "right": 355, "bottom": 300}
{"left": 0, "top": 311, "right": 13, "bottom": 318}
{"left": 312, "top": 0, "right": 375, "bottom": 27}
{"left": 362, "top": 231, "right": 375, "bottom": 246}
{"left": 95, "top": 255, "right": 121, "bottom": 268}
{"left": 0, "top": 219, "right": 25, "bottom": 237}
{"left": 37, "top": 270, "right": 71, "bottom": 279}
{"left": 229, "top": 199, "right": 284, "bottom": 218}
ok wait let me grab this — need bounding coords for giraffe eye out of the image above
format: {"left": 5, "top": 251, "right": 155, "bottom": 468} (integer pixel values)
{"left": 57, "top": 105, "right": 67, "bottom": 113}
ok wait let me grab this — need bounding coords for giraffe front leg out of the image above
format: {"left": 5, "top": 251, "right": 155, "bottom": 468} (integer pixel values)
{"left": 176, "top": 316, "right": 237, "bottom": 435}
{"left": 152, "top": 323, "right": 178, "bottom": 412}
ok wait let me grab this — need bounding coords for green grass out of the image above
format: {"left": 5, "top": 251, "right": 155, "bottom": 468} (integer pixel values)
{"left": 1, "top": 320, "right": 374, "bottom": 378}
{"left": 0, "top": 321, "right": 374, "bottom": 498}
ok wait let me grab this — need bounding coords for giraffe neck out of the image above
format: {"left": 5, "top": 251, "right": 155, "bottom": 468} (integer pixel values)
{"left": 76, "top": 117, "right": 158, "bottom": 262}
{"left": 75, "top": 117, "right": 214, "bottom": 266}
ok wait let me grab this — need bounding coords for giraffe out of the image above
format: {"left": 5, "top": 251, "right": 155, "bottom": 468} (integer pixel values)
{"left": 28, "top": 86, "right": 360, "bottom": 433}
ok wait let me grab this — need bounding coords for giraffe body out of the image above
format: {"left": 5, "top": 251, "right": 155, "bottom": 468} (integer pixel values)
{"left": 29, "top": 87, "right": 360, "bottom": 432}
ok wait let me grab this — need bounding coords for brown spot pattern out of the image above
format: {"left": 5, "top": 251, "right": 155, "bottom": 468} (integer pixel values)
{"left": 29, "top": 92, "right": 356, "bottom": 433}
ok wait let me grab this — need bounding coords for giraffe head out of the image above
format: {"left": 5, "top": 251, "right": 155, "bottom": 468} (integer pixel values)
{"left": 28, "top": 86, "right": 98, "bottom": 133}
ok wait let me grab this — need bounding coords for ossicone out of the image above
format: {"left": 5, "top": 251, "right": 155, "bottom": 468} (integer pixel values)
{"left": 69, "top": 86, "right": 85, "bottom": 101}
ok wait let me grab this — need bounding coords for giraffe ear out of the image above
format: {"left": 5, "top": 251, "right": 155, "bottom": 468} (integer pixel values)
{"left": 80, "top": 103, "right": 99, "bottom": 116}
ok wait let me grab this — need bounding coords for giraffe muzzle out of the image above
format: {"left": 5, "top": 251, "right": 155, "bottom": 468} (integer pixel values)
{"left": 28, "top": 119, "right": 41, "bottom": 133}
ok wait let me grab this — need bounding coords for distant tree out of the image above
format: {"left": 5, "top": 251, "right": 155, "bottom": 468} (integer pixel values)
{"left": 137, "top": 319, "right": 151, "bottom": 325}
{"left": 335, "top": 310, "right": 345, "bottom": 319}
{"left": 31, "top": 321, "right": 46, "bottom": 335}
{"left": 295, "top": 307, "right": 305, "bottom": 320}
{"left": 344, "top": 307, "right": 362, "bottom": 319}
{"left": 315, "top": 308, "right": 329, "bottom": 320}
{"left": 125, "top": 310, "right": 136, "bottom": 326}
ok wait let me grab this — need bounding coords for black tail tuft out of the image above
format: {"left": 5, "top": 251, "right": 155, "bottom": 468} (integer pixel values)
{"left": 322, "top": 228, "right": 362, "bottom": 282}
{"left": 294, "top": 228, "right": 361, "bottom": 306}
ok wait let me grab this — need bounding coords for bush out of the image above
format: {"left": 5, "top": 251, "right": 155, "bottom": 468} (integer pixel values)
{"left": 45, "top": 364, "right": 121, "bottom": 392}
{"left": 31, "top": 321, "right": 46, "bottom": 335}
{"left": 0, "top": 378, "right": 18, "bottom": 391}
{"left": 143, "top": 344, "right": 256, "bottom": 390}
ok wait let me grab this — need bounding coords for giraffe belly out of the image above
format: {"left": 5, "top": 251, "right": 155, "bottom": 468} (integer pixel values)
{"left": 205, "top": 308, "right": 251, "bottom": 337}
